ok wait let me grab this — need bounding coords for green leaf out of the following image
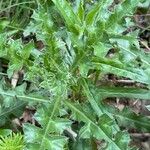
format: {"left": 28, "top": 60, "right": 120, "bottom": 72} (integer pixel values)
{"left": 94, "top": 86, "right": 150, "bottom": 100}
{"left": 24, "top": 91, "right": 69, "bottom": 150}
{"left": 65, "top": 100, "right": 130, "bottom": 150}
{"left": 38, "top": 96, "right": 62, "bottom": 149}
{"left": 85, "top": 1, "right": 103, "bottom": 26}
{"left": 71, "top": 138, "right": 96, "bottom": 150}
{"left": 0, "top": 34, "right": 7, "bottom": 57}
{"left": 0, "top": 21, "right": 9, "bottom": 32}
{"left": 109, "top": 107, "right": 150, "bottom": 131}
{"left": 106, "top": 0, "right": 139, "bottom": 31}
{"left": 81, "top": 79, "right": 103, "bottom": 116}
{"left": 0, "top": 83, "right": 27, "bottom": 126}
{"left": 34, "top": 104, "right": 72, "bottom": 134}
{"left": 23, "top": 123, "right": 68, "bottom": 150}
{"left": 0, "top": 90, "right": 49, "bottom": 103}
{"left": 0, "top": 101, "right": 26, "bottom": 126}
{"left": 77, "top": 0, "right": 84, "bottom": 22}
{"left": 7, "top": 63, "right": 23, "bottom": 78}
{"left": 93, "top": 42, "right": 111, "bottom": 58}
{"left": 52, "top": 0, "right": 81, "bottom": 33}
{"left": 0, "top": 129, "right": 12, "bottom": 137}
{"left": 92, "top": 57, "right": 150, "bottom": 84}
{"left": 21, "top": 41, "right": 34, "bottom": 60}
{"left": 109, "top": 33, "right": 150, "bottom": 67}
{"left": 85, "top": 0, "right": 113, "bottom": 26}
{"left": 0, "top": 81, "right": 49, "bottom": 104}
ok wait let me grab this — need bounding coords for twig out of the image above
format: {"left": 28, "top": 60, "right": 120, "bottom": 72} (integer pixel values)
{"left": 111, "top": 79, "right": 135, "bottom": 84}
{"left": 64, "top": 128, "right": 77, "bottom": 141}
{"left": 11, "top": 71, "right": 19, "bottom": 88}
{"left": 130, "top": 133, "right": 150, "bottom": 138}
{"left": 0, "top": 72, "right": 8, "bottom": 76}
{"left": 140, "top": 41, "right": 150, "bottom": 51}
{"left": 0, "top": 72, "right": 19, "bottom": 79}
{"left": 134, "top": 14, "right": 150, "bottom": 17}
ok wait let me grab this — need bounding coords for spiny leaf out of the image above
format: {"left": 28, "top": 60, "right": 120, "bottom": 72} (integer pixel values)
{"left": 0, "top": 90, "right": 49, "bottom": 103}
{"left": 24, "top": 91, "right": 69, "bottom": 150}
{"left": 85, "top": 1, "right": 104, "bottom": 26}
{"left": 109, "top": 107, "right": 150, "bottom": 131}
{"left": 92, "top": 57, "right": 150, "bottom": 84}
{"left": 109, "top": 33, "right": 150, "bottom": 67}
{"left": 94, "top": 86, "right": 150, "bottom": 100}
{"left": 38, "top": 96, "right": 62, "bottom": 149}
{"left": 23, "top": 123, "right": 67, "bottom": 150}
{"left": 71, "top": 138, "right": 95, "bottom": 150}
{"left": 85, "top": 0, "right": 113, "bottom": 26}
{"left": 106, "top": 0, "right": 139, "bottom": 31}
{"left": 0, "top": 101, "right": 26, "bottom": 127}
{"left": 77, "top": 0, "right": 84, "bottom": 22}
{"left": 0, "top": 81, "right": 49, "bottom": 103}
{"left": 52, "top": 0, "right": 81, "bottom": 33}
{"left": 65, "top": 100, "right": 130, "bottom": 150}
{"left": 34, "top": 103, "right": 71, "bottom": 134}
{"left": 81, "top": 79, "right": 103, "bottom": 116}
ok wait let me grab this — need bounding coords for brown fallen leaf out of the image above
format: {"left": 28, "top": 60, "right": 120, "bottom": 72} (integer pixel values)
{"left": 11, "top": 71, "right": 19, "bottom": 88}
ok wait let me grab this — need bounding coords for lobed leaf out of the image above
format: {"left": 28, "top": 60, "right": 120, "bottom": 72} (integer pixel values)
{"left": 65, "top": 100, "right": 131, "bottom": 150}
{"left": 94, "top": 86, "right": 150, "bottom": 100}
{"left": 92, "top": 57, "right": 150, "bottom": 85}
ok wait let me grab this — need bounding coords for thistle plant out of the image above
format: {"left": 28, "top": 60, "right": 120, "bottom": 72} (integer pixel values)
{"left": 0, "top": 0, "right": 150, "bottom": 150}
